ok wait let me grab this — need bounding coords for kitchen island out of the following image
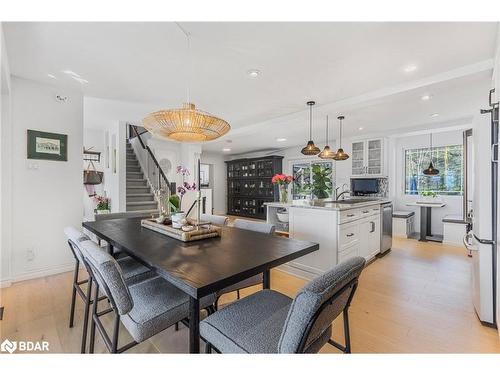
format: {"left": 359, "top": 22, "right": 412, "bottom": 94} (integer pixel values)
{"left": 266, "top": 199, "right": 392, "bottom": 280}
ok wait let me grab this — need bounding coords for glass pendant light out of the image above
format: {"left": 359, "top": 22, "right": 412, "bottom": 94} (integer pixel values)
{"left": 319, "top": 115, "right": 336, "bottom": 159}
{"left": 301, "top": 101, "right": 321, "bottom": 155}
{"left": 333, "top": 115, "right": 349, "bottom": 161}
{"left": 423, "top": 133, "right": 439, "bottom": 175}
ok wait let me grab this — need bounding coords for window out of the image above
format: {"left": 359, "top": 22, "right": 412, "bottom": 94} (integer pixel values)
{"left": 292, "top": 161, "right": 334, "bottom": 200}
{"left": 404, "top": 144, "right": 463, "bottom": 196}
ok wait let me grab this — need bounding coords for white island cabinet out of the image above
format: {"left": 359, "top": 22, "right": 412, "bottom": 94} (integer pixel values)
{"left": 272, "top": 201, "right": 386, "bottom": 280}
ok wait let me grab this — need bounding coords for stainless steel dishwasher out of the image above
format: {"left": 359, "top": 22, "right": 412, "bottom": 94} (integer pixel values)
{"left": 380, "top": 202, "right": 393, "bottom": 254}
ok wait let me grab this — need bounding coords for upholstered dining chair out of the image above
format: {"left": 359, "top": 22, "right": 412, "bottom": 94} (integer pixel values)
{"left": 64, "top": 227, "right": 153, "bottom": 353}
{"left": 200, "top": 256, "right": 366, "bottom": 354}
{"left": 200, "top": 213, "right": 229, "bottom": 227}
{"left": 213, "top": 219, "right": 276, "bottom": 308}
{"left": 78, "top": 239, "right": 216, "bottom": 353}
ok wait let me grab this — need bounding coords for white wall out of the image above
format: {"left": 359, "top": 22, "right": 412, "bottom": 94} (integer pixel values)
{"left": 391, "top": 129, "right": 465, "bottom": 235}
{"left": 201, "top": 151, "right": 227, "bottom": 214}
{"left": 0, "top": 23, "right": 12, "bottom": 286}
{"left": 6, "top": 77, "right": 83, "bottom": 282}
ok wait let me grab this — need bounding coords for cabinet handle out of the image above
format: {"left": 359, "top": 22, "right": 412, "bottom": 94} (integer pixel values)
{"left": 362, "top": 210, "right": 369, "bottom": 214}
{"left": 346, "top": 233, "right": 355, "bottom": 237}
{"left": 347, "top": 214, "right": 355, "bottom": 217}
{"left": 370, "top": 221, "right": 375, "bottom": 233}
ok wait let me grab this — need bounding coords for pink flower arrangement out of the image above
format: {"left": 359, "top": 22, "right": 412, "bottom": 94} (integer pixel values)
{"left": 271, "top": 174, "right": 293, "bottom": 186}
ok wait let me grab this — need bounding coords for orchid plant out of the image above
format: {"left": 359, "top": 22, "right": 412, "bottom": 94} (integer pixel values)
{"left": 169, "top": 165, "right": 197, "bottom": 213}
{"left": 94, "top": 195, "right": 110, "bottom": 211}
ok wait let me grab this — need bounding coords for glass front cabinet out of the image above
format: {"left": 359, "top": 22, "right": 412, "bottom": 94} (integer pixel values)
{"left": 226, "top": 156, "right": 283, "bottom": 219}
{"left": 351, "top": 138, "right": 385, "bottom": 177}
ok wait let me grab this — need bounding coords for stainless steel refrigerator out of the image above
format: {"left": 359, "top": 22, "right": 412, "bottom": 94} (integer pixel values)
{"left": 464, "top": 88, "right": 498, "bottom": 327}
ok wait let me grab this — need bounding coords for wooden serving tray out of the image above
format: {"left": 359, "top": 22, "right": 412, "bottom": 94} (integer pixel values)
{"left": 141, "top": 219, "right": 221, "bottom": 242}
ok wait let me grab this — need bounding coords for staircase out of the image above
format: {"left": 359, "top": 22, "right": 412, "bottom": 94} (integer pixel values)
{"left": 126, "top": 142, "right": 158, "bottom": 212}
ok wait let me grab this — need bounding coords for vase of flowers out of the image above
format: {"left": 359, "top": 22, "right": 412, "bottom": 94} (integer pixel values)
{"left": 272, "top": 174, "right": 293, "bottom": 203}
{"left": 94, "top": 195, "right": 110, "bottom": 214}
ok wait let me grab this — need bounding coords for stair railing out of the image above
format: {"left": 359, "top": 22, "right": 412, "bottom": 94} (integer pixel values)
{"left": 128, "top": 124, "right": 176, "bottom": 196}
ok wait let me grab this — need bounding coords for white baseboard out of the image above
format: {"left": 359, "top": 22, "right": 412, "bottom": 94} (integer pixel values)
{"left": 0, "top": 279, "right": 12, "bottom": 288}
{"left": 2, "top": 263, "right": 75, "bottom": 287}
{"left": 277, "top": 263, "right": 317, "bottom": 281}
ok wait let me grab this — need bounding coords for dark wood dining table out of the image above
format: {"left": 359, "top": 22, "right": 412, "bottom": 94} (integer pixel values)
{"left": 82, "top": 217, "right": 319, "bottom": 353}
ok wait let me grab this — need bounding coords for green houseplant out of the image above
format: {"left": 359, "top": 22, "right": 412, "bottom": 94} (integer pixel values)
{"left": 310, "top": 164, "right": 332, "bottom": 199}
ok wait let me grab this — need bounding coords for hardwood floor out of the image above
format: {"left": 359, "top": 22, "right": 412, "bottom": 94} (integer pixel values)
{"left": 1, "top": 236, "right": 499, "bottom": 353}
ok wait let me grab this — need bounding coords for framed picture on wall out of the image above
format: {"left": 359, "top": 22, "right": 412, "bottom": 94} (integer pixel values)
{"left": 27, "top": 129, "right": 68, "bottom": 161}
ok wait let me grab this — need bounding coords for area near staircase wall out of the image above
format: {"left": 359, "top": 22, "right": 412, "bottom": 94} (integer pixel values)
{"left": 201, "top": 151, "right": 227, "bottom": 215}
{"left": 4, "top": 77, "right": 83, "bottom": 283}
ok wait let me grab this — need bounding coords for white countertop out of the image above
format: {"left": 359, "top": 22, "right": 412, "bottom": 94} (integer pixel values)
{"left": 406, "top": 201, "right": 446, "bottom": 208}
{"left": 266, "top": 198, "right": 391, "bottom": 211}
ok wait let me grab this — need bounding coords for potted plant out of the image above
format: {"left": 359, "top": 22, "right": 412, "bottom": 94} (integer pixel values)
{"left": 419, "top": 190, "right": 439, "bottom": 203}
{"left": 94, "top": 195, "right": 110, "bottom": 214}
{"left": 170, "top": 166, "right": 197, "bottom": 228}
{"left": 271, "top": 174, "right": 293, "bottom": 203}
{"left": 310, "top": 164, "right": 332, "bottom": 199}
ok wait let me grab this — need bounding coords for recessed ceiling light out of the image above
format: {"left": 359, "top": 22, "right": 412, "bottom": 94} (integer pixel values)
{"left": 247, "top": 69, "right": 261, "bottom": 78}
{"left": 358, "top": 127, "right": 363, "bottom": 131}
{"left": 276, "top": 138, "right": 287, "bottom": 142}
{"left": 430, "top": 113, "right": 439, "bottom": 118}
{"left": 421, "top": 94, "right": 432, "bottom": 101}
{"left": 47, "top": 74, "right": 57, "bottom": 79}
{"left": 62, "top": 69, "right": 81, "bottom": 77}
{"left": 222, "top": 148, "right": 231, "bottom": 152}
{"left": 403, "top": 64, "right": 417, "bottom": 73}
{"left": 72, "top": 76, "right": 89, "bottom": 85}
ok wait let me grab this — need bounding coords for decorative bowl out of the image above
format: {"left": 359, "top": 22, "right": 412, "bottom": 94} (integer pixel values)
{"left": 276, "top": 211, "right": 289, "bottom": 223}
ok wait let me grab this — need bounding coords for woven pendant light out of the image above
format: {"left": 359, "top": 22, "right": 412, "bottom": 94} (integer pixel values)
{"left": 333, "top": 115, "right": 349, "bottom": 161}
{"left": 319, "top": 115, "right": 336, "bottom": 159}
{"left": 143, "top": 24, "right": 230, "bottom": 142}
{"left": 301, "top": 101, "right": 321, "bottom": 155}
{"left": 423, "top": 133, "right": 439, "bottom": 175}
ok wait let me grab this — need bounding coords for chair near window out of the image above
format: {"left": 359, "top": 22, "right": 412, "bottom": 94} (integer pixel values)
{"left": 64, "top": 227, "right": 153, "bottom": 353}
{"left": 200, "top": 257, "right": 366, "bottom": 354}
{"left": 213, "top": 219, "right": 276, "bottom": 309}
{"left": 78, "top": 239, "right": 216, "bottom": 353}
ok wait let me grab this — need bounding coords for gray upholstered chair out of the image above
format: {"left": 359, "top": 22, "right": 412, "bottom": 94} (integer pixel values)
{"left": 64, "top": 227, "right": 152, "bottom": 353}
{"left": 78, "top": 239, "right": 216, "bottom": 353}
{"left": 214, "top": 219, "right": 276, "bottom": 308}
{"left": 200, "top": 213, "right": 229, "bottom": 227}
{"left": 200, "top": 256, "right": 366, "bottom": 354}
{"left": 233, "top": 219, "right": 275, "bottom": 234}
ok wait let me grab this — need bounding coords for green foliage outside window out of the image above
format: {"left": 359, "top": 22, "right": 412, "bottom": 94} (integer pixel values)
{"left": 405, "top": 144, "right": 463, "bottom": 196}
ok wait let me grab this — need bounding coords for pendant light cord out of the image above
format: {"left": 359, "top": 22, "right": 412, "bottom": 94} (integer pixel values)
{"left": 176, "top": 22, "right": 191, "bottom": 104}
{"left": 339, "top": 117, "right": 343, "bottom": 148}
{"left": 309, "top": 104, "right": 313, "bottom": 140}
{"left": 326, "top": 115, "right": 329, "bottom": 144}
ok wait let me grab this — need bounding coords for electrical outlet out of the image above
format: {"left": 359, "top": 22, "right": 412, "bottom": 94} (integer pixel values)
{"left": 26, "top": 247, "right": 35, "bottom": 262}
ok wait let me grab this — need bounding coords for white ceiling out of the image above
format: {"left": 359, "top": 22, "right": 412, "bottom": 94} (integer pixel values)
{"left": 3, "top": 22, "right": 499, "bottom": 153}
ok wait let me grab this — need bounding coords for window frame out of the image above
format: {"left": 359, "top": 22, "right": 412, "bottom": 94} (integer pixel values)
{"left": 288, "top": 157, "right": 336, "bottom": 200}
{"left": 403, "top": 143, "right": 464, "bottom": 196}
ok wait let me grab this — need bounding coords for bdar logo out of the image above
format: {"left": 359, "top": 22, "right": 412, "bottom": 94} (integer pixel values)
{"left": 1, "top": 339, "right": 17, "bottom": 354}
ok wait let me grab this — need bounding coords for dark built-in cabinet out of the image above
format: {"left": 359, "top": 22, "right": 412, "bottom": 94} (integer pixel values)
{"left": 226, "top": 156, "right": 283, "bottom": 219}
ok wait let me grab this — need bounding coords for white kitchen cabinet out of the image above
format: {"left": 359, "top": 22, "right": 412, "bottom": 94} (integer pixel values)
{"left": 351, "top": 138, "right": 384, "bottom": 176}
{"left": 288, "top": 207, "right": 337, "bottom": 278}
{"left": 359, "top": 215, "right": 381, "bottom": 260}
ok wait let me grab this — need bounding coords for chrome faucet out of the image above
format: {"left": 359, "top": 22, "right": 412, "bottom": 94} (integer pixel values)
{"left": 335, "top": 183, "right": 350, "bottom": 200}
